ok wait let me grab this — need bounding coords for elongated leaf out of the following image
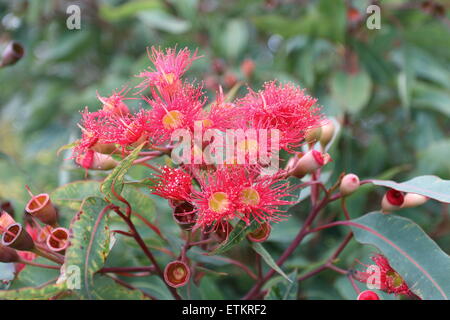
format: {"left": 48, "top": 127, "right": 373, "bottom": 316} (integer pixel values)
{"left": 64, "top": 197, "right": 112, "bottom": 299}
{"left": 330, "top": 70, "right": 372, "bottom": 114}
{"left": 251, "top": 242, "right": 291, "bottom": 282}
{"left": 0, "top": 283, "right": 67, "bottom": 300}
{"left": 265, "top": 270, "right": 298, "bottom": 300}
{"left": 101, "top": 143, "right": 144, "bottom": 202}
{"left": 208, "top": 219, "right": 260, "bottom": 255}
{"left": 51, "top": 180, "right": 103, "bottom": 210}
{"left": 88, "top": 275, "right": 149, "bottom": 300}
{"left": 349, "top": 212, "right": 450, "bottom": 300}
{"left": 369, "top": 175, "right": 450, "bottom": 203}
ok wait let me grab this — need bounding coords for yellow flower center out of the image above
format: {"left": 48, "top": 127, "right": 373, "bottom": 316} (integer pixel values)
{"left": 173, "top": 266, "right": 186, "bottom": 281}
{"left": 239, "top": 188, "right": 260, "bottom": 206}
{"left": 202, "top": 119, "right": 213, "bottom": 128}
{"left": 237, "top": 139, "right": 258, "bottom": 154}
{"left": 162, "top": 110, "right": 184, "bottom": 129}
{"left": 208, "top": 192, "right": 230, "bottom": 213}
{"left": 163, "top": 72, "right": 176, "bottom": 84}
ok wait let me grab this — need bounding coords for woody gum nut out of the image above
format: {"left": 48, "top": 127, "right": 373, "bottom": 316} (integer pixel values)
{"left": 401, "top": 193, "right": 428, "bottom": 208}
{"left": 46, "top": 228, "right": 69, "bottom": 253}
{"left": 164, "top": 260, "right": 190, "bottom": 288}
{"left": 0, "top": 211, "right": 16, "bottom": 229}
{"left": 248, "top": 222, "right": 271, "bottom": 242}
{"left": 25, "top": 193, "right": 58, "bottom": 227}
{"left": 357, "top": 290, "right": 380, "bottom": 300}
{"left": 1, "top": 41, "right": 24, "bottom": 67}
{"left": 1, "top": 223, "right": 35, "bottom": 251}
{"left": 173, "top": 202, "right": 196, "bottom": 231}
{"left": 0, "top": 244, "right": 20, "bottom": 263}
{"left": 381, "top": 189, "right": 405, "bottom": 213}
{"left": 340, "top": 173, "right": 360, "bottom": 196}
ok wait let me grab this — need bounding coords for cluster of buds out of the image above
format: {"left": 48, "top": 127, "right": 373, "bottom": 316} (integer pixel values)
{"left": 286, "top": 149, "right": 332, "bottom": 179}
{"left": 381, "top": 189, "right": 428, "bottom": 213}
{"left": 0, "top": 187, "right": 69, "bottom": 274}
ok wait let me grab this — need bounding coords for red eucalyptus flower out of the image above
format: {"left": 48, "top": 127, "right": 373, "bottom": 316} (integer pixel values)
{"left": 355, "top": 254, "right": 415, "bottom": 297}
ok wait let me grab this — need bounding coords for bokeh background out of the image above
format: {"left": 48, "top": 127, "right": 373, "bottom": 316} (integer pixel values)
{"left": 0, "top": 0, "right": 449, "bottom": 299}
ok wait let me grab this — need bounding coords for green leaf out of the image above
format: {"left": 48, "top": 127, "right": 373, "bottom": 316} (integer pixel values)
{"left": 251, "top": 242, "right": 291, "bottom": 282}
{"left": 87, "top": 275, "right": 149, "bottom": 300}
{"left": 330, "top": 70, "right": 372, "bottom": 114}
{"left": 121, "top": 185, "right": 156, "bottom": 221}
{"left": 64, "top": 197, "right": 112, "bottom": 299}
{"left": 0, "top": 283, "right": 67, "bottom": 300}
{"left": 56, "top": 140, "right": 79, "bottom": 157}
{"left": 208, "top": 219, "right": 260, "bottom": 255}
{"left": 99, "top": 0, "right": 163, "bottom": 22}
{"left": 264, "top": 270, "right": 298, "bottom": 300}
{"left": 137, "top": 10, "right": 191, "bottom": 34}
{"left": 221, "top": 19, "right": 249, "bottom": 60}
{"left": 101, "top": 143, "right": 144, "bottom": 202}
{"left": 51, "top": 180, "right": 103, "bottom": 210}
{"left": 349, "top": 212, "right": 450, "bottom": 300}
{"left": 369, "top": 175, "right": 450, "bottom": 203}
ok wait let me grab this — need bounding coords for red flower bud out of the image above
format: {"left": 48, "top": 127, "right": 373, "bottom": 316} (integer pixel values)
{"left": 46, "top": 227, "right": 69, "bottom": 253}
{"left": 247, "top": 222, "right": 271, "bottom": 242}
{"left": 340, "top": 173, "right": 360, "bottom": 196}
{"left": 357, "top": 290, "right": 380, "bottom": 300}
{"left": 0, "top": 244, "right": 20, "bottom": 263}
{"left": 25, "top": 193, "right": 58, "bottom": 227}
{"left": 1, "top": 223, "right": 35, "bottom": 251}
{"left": 1, "top": 41, "right": 24, "bottom": 67}
{"left": 76, "top": 150, "right": 118, "bottom": 170}
{"left": 401, "top": 193, "right": 428, "bottom": 208}
{"left": 173, "top": 202, "right": 197, "bottom": 231}
{"left": 240, "top": 58, "right": 255, "bottom": 78}
{"left": 381, "top": 189, "right": 404, "bottom": 213}
{"left": 164, "top": 260, "right": 190, "bottom": 288}
{"left": 292, "top": 150, "right": 330, "bottom": 178}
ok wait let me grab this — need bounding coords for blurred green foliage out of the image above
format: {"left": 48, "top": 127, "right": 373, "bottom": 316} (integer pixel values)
{"left": 0, "top": 0, "right": 449, "bottom": 299}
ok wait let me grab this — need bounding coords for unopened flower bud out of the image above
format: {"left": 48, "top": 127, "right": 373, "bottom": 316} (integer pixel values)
{"left": 1, "top": 41, "right": 24, "bottom": 67}
{"left": 25, "top": 193, "right": 58, "bottom": 227}
{"left": 340, "top": 173, "right": 360, "bottom": 196}
{"left": 305, "top": 126, "right": 322, "bottom": 145}
{"left": 292, "top": 150, "right": 330, "bottom": 178}
{"left": 247, "top": 222, "right": 271, "bottom": 242}
{"left": 164, "top": 260, "right": 190, "bottom": 288}
{"left": 1, "top": 223, "right": 35, "bottom": 251}
{"left": 46, "top": 228, "right": 69, "bottom": 253}
{"left": 173, "top": 202, "right": 196, "bottom": 231}
{"left": 357, "top": 290, "right": 380, "bottom": 300}
{"left": 320, "top": 120, "right": 335, "bottom": 148}
{"left": 92, "top": 143, "right": 117, "bottom": 155}
{"left": 401, "top": 193, "right": 428, "bottom": 208}
{"left": 76, "top": 150, "right": 118, "bottom": 170}
{"left": 381, "top": 189, "right": 404, "bottom": 213}
{"left": 240, "top": 58, "right": 255, "bottom": 78}
{"left": 0, "top": 244, "right": 20, "bottom": 263}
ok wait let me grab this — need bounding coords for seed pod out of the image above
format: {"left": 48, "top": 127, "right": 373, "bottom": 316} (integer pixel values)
{"left": 0, "top": 211, "right": 16, "bottom": 230}
{"left": 381, "top": 189, "right": 405, "bottom": 213}
{"left": 25, "top": 193, "right": 58, "bottom": 227}
{"left": 1, "top": 41, "right": 24, "bottom": 67}
{"left": 0, "top": 244, "right": 20, "bottom": 263}
{"left": 173, "top": 202, "right": 197, "bottom": 231}
{"left": 340, "top": 173, "right": 360, "bottom": 196}
{"left": 214, "top": 221, "right": 233, "bottom": 243}
{"left": 1, "top": 223, "right": 35, "bottom": 251}
{"left": 357, "top": 290, "right": 380, "bottom": 300}
{"left": 247, "top": 222, "right": 271, "bottom": 242}
{"left": 46, "top": 227, "right": 69, "bottom": 253}
{"left": 164, "top": 260, "right": 190, "bottom": 288}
